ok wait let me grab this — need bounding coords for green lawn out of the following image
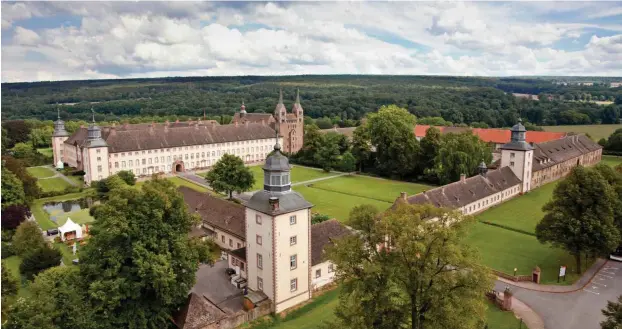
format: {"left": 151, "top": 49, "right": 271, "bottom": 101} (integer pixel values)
{"left": 222, "top": 165, "right": 340, "bottom": 191}
{"left": 3, "top": 256, "right": 22, "bottom": 282}
{"left": 37, "top": 147, "right": 53, "bottom": 157}
{"left": 311, "top": 174, "right": 431, "bottom": 203}
{"left": 38, "top": 177, "right": 72, "bottom": 192}
{"left": 476, "top": 182, "right": 557, "bottom": 234}
{"left": 54, "top": 242, "right": 80, "bottom": 266}
{"left": 295, "top": 185, "right": 390, "bottom": 222}
{"left": 485, "top": 301, "right": 521, "bottom": 329}
{"left": 65, "top": 175, "right": 83, "bottom": 187}
{"left": 542, "top": 124, "right": 622, "bottom": 141}
{"left": 137, "top": 176, "right": 212, "bottom": 194}
{"left": 602, "top": 155, "right": 622, "bottom": 168}
{"left": 26, "top": 166, "right": 56, "bottom": 178}
{"left": 466, "top": 222, "right": 583, "bottom": 285}
{"left": 53, "top": 208, "right": 94, "bottom": 226}
{"left": 32, "top": 190, "right": 96, "bottom": 230}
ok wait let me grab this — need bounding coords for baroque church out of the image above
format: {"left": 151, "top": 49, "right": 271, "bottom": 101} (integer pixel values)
{"left": 51, "top": 90, "right": 305, "bottom": 185}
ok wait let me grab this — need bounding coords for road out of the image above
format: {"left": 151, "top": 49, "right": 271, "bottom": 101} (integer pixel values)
{"left": 495, "top": 261, "right": 622, "bottom": 329}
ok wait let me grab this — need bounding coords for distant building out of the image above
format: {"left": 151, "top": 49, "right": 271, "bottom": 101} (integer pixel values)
{"left": 610, "top": 82, "right": 622, "bottom": 88}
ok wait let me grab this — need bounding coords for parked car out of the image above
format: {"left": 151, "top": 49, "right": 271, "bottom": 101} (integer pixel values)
{"left": 46, "top": 228, "right": 59, "bottom": 236}
{"left": 225, "top": 268, "right": 236, "bottom": 276}
{"left": 610, "top": 246, "right": 622, "bottom": 261}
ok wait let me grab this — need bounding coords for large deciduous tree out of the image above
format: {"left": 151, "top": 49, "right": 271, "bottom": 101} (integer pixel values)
{"left": 205, "top": 154, "right": 254, "bottom": 199}
{"left": 605, "top": 128, "right": 622, "bottom": 152}
{"left": 326, "top": 203, "right": 493, "bottom": 329}
{"left": 351, "top": 124, "right": 372, "bottom": 172}
{"left": 2, "top": 166, "right": 26, "bottom": 208}
{"left": 12, "top": 221, "right": 46, "bottom": 256}
{"left": 2, "top": 156, "right": 41, "bottom": 201}
{"left": 19, "top": 245, "right": 62, "bottom": 280}
{"left": 367, "top": 105, "right": 420, "bottom": 178}
{"left": 536, "top": 166, "right": 621, "bottom": 273}
{"left": 79, "top": 178, "right": 216, "bottom": 328}
{"left": 1, "top": 205, "right": 32, "bottom": 230}
{"left": 2, "top": 121, "right": 31, "bottom": 148}
{"left": 432, "top": 131, "right": 492, "bottom": 185}
{"left": 419, "top": 126, "right": 442, "bottom": 182}
{"left": 601, "top": 295, "right": 622, "bottom": 329}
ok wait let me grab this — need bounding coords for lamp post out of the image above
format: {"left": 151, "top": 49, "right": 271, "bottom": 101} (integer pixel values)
{"left": 514, "top": 268, "right": 517, "bottom": 277}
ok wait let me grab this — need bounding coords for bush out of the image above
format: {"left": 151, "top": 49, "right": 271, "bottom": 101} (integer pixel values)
{"left": 117, "top": 170, "right": 136, "bottom": 185}
{"left": 1, "top": 242, "right": 14, "bottom": 259}
{"left": 19, "top": 246, "right": 62, "bottom": 280}
{"left": 311, "top": 213, "right": 331, "bottom": 225}
{"left": 12, "top": 221, "right": 46, "bottom": 257}
{"left": 1, "top": 205, "right": 32, "bottom": 230}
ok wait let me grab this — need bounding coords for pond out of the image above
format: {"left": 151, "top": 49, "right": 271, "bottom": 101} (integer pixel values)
{"left": 42, "top": 197, "right": 99, "bottom": 223}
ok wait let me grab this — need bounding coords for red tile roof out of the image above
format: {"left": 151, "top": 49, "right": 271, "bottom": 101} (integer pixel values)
{"left": 413, "top": 125, "right": 566, "bottom": 145}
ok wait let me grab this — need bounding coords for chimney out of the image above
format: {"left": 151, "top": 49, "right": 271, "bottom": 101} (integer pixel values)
{"left": 269, "top": 197, "right": 279, "bottom": 211}
{"left": 400, "top": 192, "right": 407, "bottom": 200}
{"left": 460, "top": 174, "right": 466, "bottom": 183}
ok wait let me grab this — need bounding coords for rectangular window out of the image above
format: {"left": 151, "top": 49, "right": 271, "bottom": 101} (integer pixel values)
{"left": 257, "top": 254, "right": 263, "bottom": 269}
{"left": 142, "top": 168, "right": 146, "bottom": 174}
{"left": 229, "top": 239, "right": 233, "bottom": 247}
{"left": 257, "top": 277, "right": 263, "bottom": 291}
{"left": 290, "top": 215, "right": 297, "bottom": 225}
{"left": 129, "top": 160, "right": 133, "bottom": 166}
{"left": 316, "top": 269, "right": 321, "bottom": 278}
{"left": 167, "top": 156, "right": 171, "bottom": 162}
{"left": 256, "top": 235, "right": 262, "bottom": 245}
{"left": 122, "top": 161, "right": 126, "bottom": 168}
{"left": 510, "top": 152, "right": 515, "bottom": 158}
{"left": 97, "top": 157, "right": 101, "bottom": 161}
{"left": 281, "top": 174, "right": 289, "bottom": 185}
{"left": 97, "top": 165, "right": 102, "bottom": 172}
{"left": 115, "top": 162, "right": 119, "bottom": 168}
{"left": 271, "top": 175, "right": 280, "bottom": 185}
{"left": 221, "top": 235, "right": 225, "bottom": 243}
{"left": 290, "top": 254, "right": 297, "bottom": 270}
{"left": 290, "top": 236, "right": 297, "bottom": 245}
{"left": 142, "top": 159, "right": 146, "bottom": 165}
{"left": 237, "top": 243, "right": 241, "bottom": 249}
{"left": 256, "top": 215, "right": 262, "bottom": 224}
{"left": 510, "top": 161, "right": 515, "bottom": 167}
{"left": 290, "top": 278, "right": 297, "bottom": 292}
{"left": 148, "top": 158, "right": 152, "bottom": 164}
{"left": 155, "top": 157, "right": 158, "bottom": 163}
{"left": 96, "top": 149, "right": 101, "bottom": 154}
{"left": 328, "top": 264, "right": 334, "bottom": 273}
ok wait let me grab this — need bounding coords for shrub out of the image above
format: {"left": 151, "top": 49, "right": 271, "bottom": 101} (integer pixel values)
{"left": 1, "top": 242, "right": 14, "bottom": 259}
{"left": 117, "top": 170, "right": 136, "bottom": 185}
{"left": 12, "top": 221, "right": 46, "bottom": 257}
{"left": 19, "top": 246, "right": 62, "bottom": 280}
{"left": 311, "top": 213, "right": 331, "bottom": 225}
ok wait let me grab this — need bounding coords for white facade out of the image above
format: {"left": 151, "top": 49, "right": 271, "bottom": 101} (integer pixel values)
{"left": 500, "top": 148, "right": 533, "bottom": 193}
{"left": 84, "top": 146, "right": 110, "bottom": 185}
{"left": 311, "top": 261, "right": 336, "bottom": 290}
{"left": 52, "top": 136, "right": 68, "bottom": 165}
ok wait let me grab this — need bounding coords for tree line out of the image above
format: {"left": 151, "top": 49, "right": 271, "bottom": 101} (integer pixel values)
{"left": 3, "top": 75, "right": 621, "bottom": 127}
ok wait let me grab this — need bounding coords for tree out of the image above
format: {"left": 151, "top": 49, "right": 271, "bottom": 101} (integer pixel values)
{"left": 339, "top": 151, "right": 357, "bottom": 172}
{"left": 1, "top": 205, "right": 32, "bottom": 230}
{"left": 351, "top": 124, "right": 372, "bottom": 172}
{"left": 605, "top": 128, "right": 622, "bottom": 152}
{"left": 79, "top": 178, "right": 216, "bottom": 328}
{"left": 12, "top": 221, "right": 46, "bottom": 256}
{"left": 2, "top": 128, "right": 10, "bottom": 154}
{"left": 205, "top": 154, "right": 254, "bottom": 199}
{"left": 311, "top": 213, "right": 331, "bottom": 225}
{"left": 315, "top": 117, "right": 334, "bottom": 129}
{"left": 2, "top": 156, "right": 41, "bottom": 200}
{"left": 2, "top": 262, "right": 18, "bottom": 296}
{"left": 2, "top": 121, "right": 31, "bottom": 148}
{"left": 326, "top": 204, "right": 493, "bottom": 329}
{"left": 419, "top": 126, "right": 442, "bottom": 180}
{"left": 19, "top": 245, "right": 62, "bottom": 280}
{"left": 432, "top": 132, "right": 493, "bottom": 185}
{"left": 28, "top": 127, "right": 53, "bottom": 148}
{"left": 297, "top": 124, "right": 324, "bottom": 166}
{"left": 367, "top": 105, "right": 420, "bottom": 178}
{"left": 601, "top": 295, "right": 622, "bottom": 329}
{"left": 315, "top": 139, "right": 341, "bottom": 172}
{"left": 2, "top": 166, "right": 26, "bottom": 208}
{"left": 536, "top": 166, "right": 621, "bottom": 273}
{"left": 4, "top": 266, "right": 95, "bottom": 329}
{"left": 11, "top": 142, "right": 36, "bottom": 159}
{"left": 117, "top": 170, "right": 137, "bottom": 185}
{"left": 593, "top": 164, "right": 622, "bottom": 236}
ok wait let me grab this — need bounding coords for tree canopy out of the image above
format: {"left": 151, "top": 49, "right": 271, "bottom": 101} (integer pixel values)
{"left": 601, "top": 295, "right": 622, "bottom": 329}
{"left": 1, "top": 166, "right": 26, "bottom": 208}
{"left": 326, "top": 203, "right": 493, "bottom": 329}
{"left": 432, "top": 131, "right": 493, "bottom": 185}
{"left": 205, "top": 154, "right": 254, "bottom": 198}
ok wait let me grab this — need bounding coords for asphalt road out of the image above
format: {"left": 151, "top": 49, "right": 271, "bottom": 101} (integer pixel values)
{"left": 494, "top": 261, "right": 622, "bottom": 329}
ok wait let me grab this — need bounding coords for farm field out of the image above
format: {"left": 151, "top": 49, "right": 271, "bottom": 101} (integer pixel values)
{"left": 476, "top": 182, "right": 557, "bottom": 234}
{"left": 602, "top": 155, "right": 622, "bottom": 168}
{"left": 37, "top": 177, "right": 72, "bottom": 192}
{"left": 542, "top": 124, "right": 622, "bottom": 140}
{"left": 26, "top": 166, "right": 55, "bottom": 178}
{"left": 310, "top": 174, "right": 431, "bottom": 203}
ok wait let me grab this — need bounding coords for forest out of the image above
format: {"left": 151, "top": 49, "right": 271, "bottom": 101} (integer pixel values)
{"left": 2, "top": 75, "right": 621, "bottom": 128}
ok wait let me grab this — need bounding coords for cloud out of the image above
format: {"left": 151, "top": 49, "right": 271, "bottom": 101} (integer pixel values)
{"left": 1, "top": 1, "right": 622, "bottom": 82}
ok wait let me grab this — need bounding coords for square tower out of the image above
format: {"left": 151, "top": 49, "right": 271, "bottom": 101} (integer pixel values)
{"left": 500, "top": 120, "right": 534, "bottom": 193}
{"left": 52, "top": 110, "right": 70, "bottom": 167}
{"left": 244, "top": 141, "right": 313, "bottom": 313}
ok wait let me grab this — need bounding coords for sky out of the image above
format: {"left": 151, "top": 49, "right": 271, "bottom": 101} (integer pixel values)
{"left": 1, "top": 1, "right": 622, "bottom": 82}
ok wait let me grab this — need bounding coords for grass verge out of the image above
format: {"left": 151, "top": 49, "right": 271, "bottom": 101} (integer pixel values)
{"left": 38, "top": 177, "right": 72, "bottom": 192}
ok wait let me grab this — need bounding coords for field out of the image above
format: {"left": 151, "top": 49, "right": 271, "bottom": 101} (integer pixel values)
{"left": 26, "top": 166, "right": 55, "bottom": 178}
{"left": 240, "top": 165, "right": 339, "bottom": 191}
{"left": 476, "top": 182, "right": 557, "bottom": 234}
{"left": 37, "top": 177, "right": 72, "bottom": 192}
{"left": 542, "top": 124, "right": 622, "bottom": 140}
{"left": 310, "top": 175, "right": 431, "bottom": 203}
{"left": 602, "top": 155, "right": 622, "bottom": 168}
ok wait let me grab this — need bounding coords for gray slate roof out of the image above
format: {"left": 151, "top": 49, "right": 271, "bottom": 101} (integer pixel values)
{"left": 263, "top": 149, "right": 291, "bottom": 172}
{"left": 174, "top": 293, "right": 226, "bottom": 329}
{"left": 399, "top": 166, "right": 521, "bottom": 209}
{"left": 232, "top": 112, "right": 275, "bottom": 124}
{"left": 245, "top": 190, "right": 313, "bottom": 215}
{"left": 64, "top": 121, "right": 276, "bottom": 153}
{"left": 532, "top": 134, "right": 602, "bottom": 172}
{"left": 311, "top": 219, "right": 352, "bottom": 266}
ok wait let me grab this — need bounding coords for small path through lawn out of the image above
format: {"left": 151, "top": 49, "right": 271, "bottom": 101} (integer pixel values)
{"left": 30, "top": 165, "right": 79, "bottom": 187}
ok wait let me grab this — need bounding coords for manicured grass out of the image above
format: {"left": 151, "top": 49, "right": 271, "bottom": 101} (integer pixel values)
{"left": 37, "top": 147, "right": 53, "bottom": 157}
{"left": 137, "top": 176, "right": 212, "bottom": 194}
{"left": 295, "top": 185, "right": 390, "bottom": 222}
{"left": 476, "top": 182, "right": 557, "bottom": 234}
{"left": 65, "top": 174, "right": 83, "bottom": 187}
{"left": 54, "top": 242, "right": 80, "bottom": 266}
{"left": 466, "top": 222, "right": 583, "bottom": 285}
{"left": 32, "top": 190, "right": 96, "bottom": 230}
{"left": 244, "top": 165, "right": 340, "bottom": 191}
{"left": 602, "top": 155, "right": 622, "bottom": 168}
{"left": 37, "top": 177, "right": 72, "bottom": 192}
{"left": 26, "top": 166, "right": 56, "bottom": 178}
{"left": 311, "top": 174, "right": 432, "bottom": 203}
{"left": 53, "top": 208, "right": 94, "bottom": 226}
{"left": 485, "top": 301, "right": 520, "bottom": 329}
{"left": 542, "top": 124, "right": 622, "bottom": 141}
{"left": 4, "top": 256, "right": 22, "bottom": 282}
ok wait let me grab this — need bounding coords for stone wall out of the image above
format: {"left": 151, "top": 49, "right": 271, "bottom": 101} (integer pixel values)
{"left": 203, "top": 300, "right": 272, "bottom": 329}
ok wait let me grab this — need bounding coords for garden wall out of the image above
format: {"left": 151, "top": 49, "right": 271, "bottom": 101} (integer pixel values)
{"left": 204, "top": 300, "right": 272, "bottom": 329}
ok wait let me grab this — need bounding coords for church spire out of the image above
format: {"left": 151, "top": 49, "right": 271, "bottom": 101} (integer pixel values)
{"left": 53, "top": 104, "right": 69, "bottom": 137}
{"left": 278, "top": 88, "right": 283, "bottom": 104}
{"left": 295, "top": 88, "right": 300, "bottom": 104}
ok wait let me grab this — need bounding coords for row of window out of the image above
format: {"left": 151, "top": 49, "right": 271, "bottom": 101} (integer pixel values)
{"left": 221, "top": 235, "right": 242, "bottom": 249}
{"left": 464, "top": 186, "right": 520, "bottom": 214}
{"left": 111, "top": 140, "right": 275, "bottom": 158}
{"left": 256, "top": 215, "right": 297, "bottom": 225}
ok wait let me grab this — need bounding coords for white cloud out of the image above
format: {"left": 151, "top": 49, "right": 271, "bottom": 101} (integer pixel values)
{"left": 1, "top": 1, "right": 622, "bottom": 82}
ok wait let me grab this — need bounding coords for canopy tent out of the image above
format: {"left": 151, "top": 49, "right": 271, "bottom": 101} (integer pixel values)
{"left": 58, "top": 218, "right": 82, "bottom": 241}
{"left": 56, "top": 160, "right": 64, "bottom": 170}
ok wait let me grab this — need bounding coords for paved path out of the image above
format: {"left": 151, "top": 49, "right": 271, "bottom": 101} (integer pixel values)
{"left": 494, "top": 259, "right": 622, "bottom": 329}
{"left": 33, "top": 165, "right": 79, "bottom": 187}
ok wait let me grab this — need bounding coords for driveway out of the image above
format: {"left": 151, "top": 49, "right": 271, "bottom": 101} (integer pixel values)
{"left": 495, "top": 261, "right": 622, "bottom": 329}
{"left": 191, "top": 260, "right": 244, "bottom": 314}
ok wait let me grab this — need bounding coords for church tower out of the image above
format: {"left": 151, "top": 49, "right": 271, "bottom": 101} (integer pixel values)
{"left": 500, "top": 119, "right": 534, "bottom": 193}
{"left": 274, "top": 89, "right": 286, "bottom": 124}
{"left": 244, "top": 131, "right": 313, "bottom": 313}
{"left": 52, "top": 108, "right": 70, "bottom": 167}
{"left": 83, "top": 109, "right": 109, "bottom": 185}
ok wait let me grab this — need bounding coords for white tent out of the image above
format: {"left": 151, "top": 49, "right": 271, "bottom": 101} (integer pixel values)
{"left": 58, "top": 218, "right": 82, "bottom": 241}
{"left": 56, "top": 160, "right": 64, "bottom": 170}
